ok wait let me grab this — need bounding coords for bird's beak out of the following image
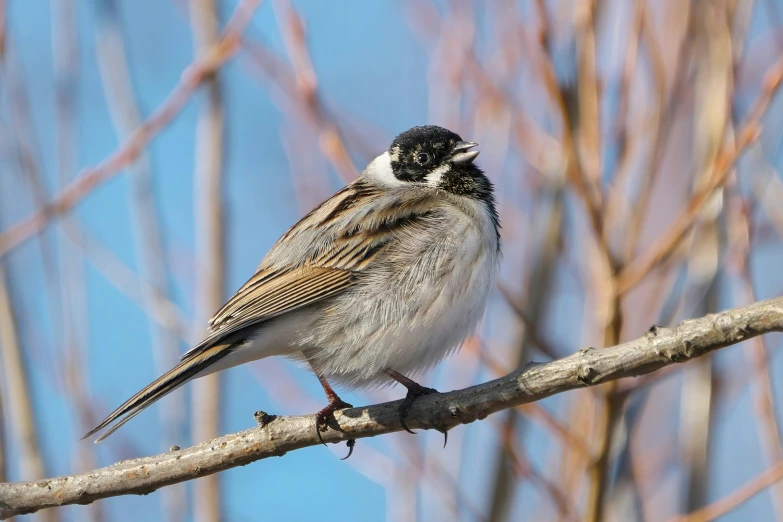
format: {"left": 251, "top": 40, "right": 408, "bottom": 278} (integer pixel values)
{"left": 451, "top": 141, "right": 480, "bottom": 163}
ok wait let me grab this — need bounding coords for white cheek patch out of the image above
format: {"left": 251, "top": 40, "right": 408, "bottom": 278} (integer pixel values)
{"left": 363, "top": 151, "right": 407, "bottom": 187}
{"left": 425, "top": 163, "right": 451, "bottom": 186}
{"left": 389, "top": 145, "right": 401, "bottom": 162}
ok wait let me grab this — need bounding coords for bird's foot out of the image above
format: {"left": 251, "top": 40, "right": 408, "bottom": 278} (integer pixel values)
{"left": 399, "top": 383, "right": 439, "bottom": 435}
{"left": 314, "top": 396, "right": 355, "bottom": 458}
{"left": 341, "top": 439, "right": 356, "bottom": 460}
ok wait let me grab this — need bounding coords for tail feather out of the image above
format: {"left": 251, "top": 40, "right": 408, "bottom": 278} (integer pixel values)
{"left": 84, "top": 341, "right": 237, "bottom": 443}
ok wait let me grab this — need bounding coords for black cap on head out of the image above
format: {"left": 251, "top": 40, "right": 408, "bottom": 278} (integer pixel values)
{"left": 389, "top": 126, "right": 469, "bottom": 183}
{"left": 390, "top": 125, "right": 463, "bottom": 155}
{"left": 384, "top": 125, "right": 499, "bottom": 247}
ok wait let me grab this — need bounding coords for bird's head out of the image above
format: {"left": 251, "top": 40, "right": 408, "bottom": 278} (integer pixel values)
{"left": 380, "top": 125, "right": 492, "bottom": 202}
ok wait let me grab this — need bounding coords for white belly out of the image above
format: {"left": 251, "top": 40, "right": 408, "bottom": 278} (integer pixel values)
{"left": 304, "top": 206, "right": 499, "bottom": 389}
{"left": 204, "top": 199, "right": 500, "bottom": 390}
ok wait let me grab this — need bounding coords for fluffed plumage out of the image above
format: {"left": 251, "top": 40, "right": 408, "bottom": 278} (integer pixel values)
{"left": 86, "top": 125, "right": 500, "bottom": 443}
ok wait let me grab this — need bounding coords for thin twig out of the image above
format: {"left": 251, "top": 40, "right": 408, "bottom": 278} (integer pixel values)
{"left": 61, "top": 221, "right": 190, "bottom": 342}
{"left": 0, "top": 265, "right": 48, "bottom": 484}
{"left": 666, "top": 461, "right": 783, "bottom": 522}
{"left": 0, "top": 0, "right": 262, "bottom": 259}
{"left": 51, "top": 1, "right": 102, "bottom": 519}
{"left": 733, "top": 188, "right": 783, "bottom": 520}
{"left": 617, "top": 51, "right": 783, "bottom": 294}
{"left": 189, "top": 0, "right": 226, "bottom": 521}
{"left": 619, "top": 1, "right": 692, "bottom": 264}
{"left": 272, "top": 1, "right": 358, "bottom": 183}
{"left": 488, "top": 180, "right": 565, "bottom": 521}
{"left": 0, "top": 389, "right": 6, "bottom": 488}
{"left": 93, "top": 3, "right": 188, "bottom": 517}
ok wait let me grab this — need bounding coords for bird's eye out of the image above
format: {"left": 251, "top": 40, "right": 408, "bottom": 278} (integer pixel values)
{"left": 416, "top": 152, "right": 430, "bottom": 165}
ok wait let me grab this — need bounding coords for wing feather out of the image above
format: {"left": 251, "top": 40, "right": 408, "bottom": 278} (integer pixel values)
{"left": 182, "top": 179, "right": 440, "bottom": 362}
{"left": 181, "top": 266, "right": 354, "bottom": 361}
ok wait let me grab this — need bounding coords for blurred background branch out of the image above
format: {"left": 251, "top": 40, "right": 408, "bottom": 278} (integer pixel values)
{"left": 0, "top": 266, "right": 50, "bottom": 508}
{"left": 189, "top": 0, "right": 226, "bottom": 521}
{"left": 94, "top": 1, "right": 187, "bottom": 520}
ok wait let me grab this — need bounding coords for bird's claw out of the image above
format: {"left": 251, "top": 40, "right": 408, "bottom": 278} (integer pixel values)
{"left": 340, "top": 439, "right": 356, "bottom": 460}
{"left": 398, "top": 385, "right": 439, "bottom": 435}
{"left": 314, "top": 398, "right": 353, "bottom": 447}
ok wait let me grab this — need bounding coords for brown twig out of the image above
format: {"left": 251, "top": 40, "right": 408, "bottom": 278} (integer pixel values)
{"left": 189, "top": 1, "right": 226, "bottom": 521}
{"left": 617, "top": 50, "right": 783, "bottom": 294}
{"left": 732, "top": 187, "right": 783, "bottom": 520}
{"left": 573, "top": 0, "right": 603, "bottom": 216}
{"left": 487, "top": 181, "right": 565, "bottom": 521}
{"left": 93, "top": 3, "right": 188, "bottom": 516}
{"left": 62, "top": 221, "right": 190, "bottom": 342}
{"left": 666, "top": 461, "right": 783, "bottom": 522}
{"left": 0, "top": 266, "right": 49, "bottom": 485}
{"left": 272, "top": 1, "right": 358, "bottom": 183}
{"left": 619, "top": 1, "right": 692, "bottom": 264}
{"left": 51, "top": 1, "right": 101, "bottom": 519}
{"left": 602, "top": 0, "right": 660, "bottom": 250}
{"left": 0, "top": 0, "right": 262, "bottom": 259}
{"left": 529, "top": 0, "right": 605, "bottom": 249}
{"left": 584, "top": 304, "right": 624, "bottom": 522}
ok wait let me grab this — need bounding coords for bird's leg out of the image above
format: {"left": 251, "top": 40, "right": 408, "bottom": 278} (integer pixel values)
{"left": 385, "top": 369, "right": 443, "bottom": 443}
{"left": 314, "top": 372, "right": 353, "bottom": 432}
{"left": 310, "top": 364, "right": 355, "bottom": 459}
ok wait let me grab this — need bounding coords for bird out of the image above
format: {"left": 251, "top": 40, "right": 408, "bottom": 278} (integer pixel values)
{"left": 85, "top": 125, "right": 501, "bottom": 454}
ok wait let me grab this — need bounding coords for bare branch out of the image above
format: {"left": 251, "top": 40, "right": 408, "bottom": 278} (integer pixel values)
{"left": 666, "top": 460, "right": 783, "bottom": 522}
{"left": 0, "top": 0, "right": 262, "bottom": 259}
{"left": 189, "top": 0, "right": 226, "bottom": 520}
{"left": 94, "top": 2, "right": 189, "bottom": 518}
{"left": 616, "top": 51, "right": 783, "bottom": 294}
{"left": 1, "top": 296, "right": 782, "bottom": 519}
{"left": 0, "top": 266, "right": 48, "bottom": 485}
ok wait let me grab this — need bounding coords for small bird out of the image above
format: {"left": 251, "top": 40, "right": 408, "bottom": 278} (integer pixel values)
{"left": 85, "top": 125, "right": 501, "bottom": 452}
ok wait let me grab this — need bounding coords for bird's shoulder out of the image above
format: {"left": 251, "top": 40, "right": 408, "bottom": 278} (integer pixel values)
{"left": 259, "top": 177, "right": 445, "bottom": 269}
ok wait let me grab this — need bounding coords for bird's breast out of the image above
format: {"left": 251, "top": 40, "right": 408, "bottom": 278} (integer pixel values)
{"left": 307, "top": 201, "right": 500, "bottom": 388}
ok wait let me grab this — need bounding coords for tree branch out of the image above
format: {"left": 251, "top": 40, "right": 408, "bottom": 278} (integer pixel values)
{"left": 0, "top": 0, "right": 262, "bottom": 259}
{"left": 1, "top": 296, "right": 782, "bottom": 519}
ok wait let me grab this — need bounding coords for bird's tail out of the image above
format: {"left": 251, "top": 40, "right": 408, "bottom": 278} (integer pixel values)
{"left": 84, "top": 341, "right": 238, "bottom": 443}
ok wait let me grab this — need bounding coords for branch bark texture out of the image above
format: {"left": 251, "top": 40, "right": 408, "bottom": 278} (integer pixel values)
{"left": 1, "top": 296, "right": 782, "bottom": 519}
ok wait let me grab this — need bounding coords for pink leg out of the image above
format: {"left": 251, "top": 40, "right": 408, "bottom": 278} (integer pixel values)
{"left": 310, "top": 363, "right": 355, "bottom": 459}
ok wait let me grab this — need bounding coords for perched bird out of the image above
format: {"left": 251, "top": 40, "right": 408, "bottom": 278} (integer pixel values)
{"left": 85, "top": 125, "right": 501, "bottom": 452}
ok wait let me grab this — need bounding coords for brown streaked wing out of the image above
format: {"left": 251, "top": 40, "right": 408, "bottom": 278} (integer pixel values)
{"left": 182, "top": 186, "right": 439, "bottom": 363}
{"left": 277, "top": 179, "right": 381, "bottom": 242}
{"left": 180, "top": 266, "right": 355, "bottom": 362}
{"left": 207, "top": 267, "right": 287, "bottom": 328}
